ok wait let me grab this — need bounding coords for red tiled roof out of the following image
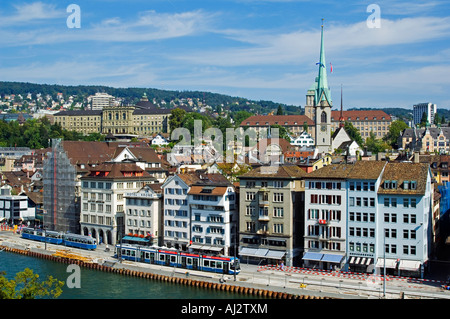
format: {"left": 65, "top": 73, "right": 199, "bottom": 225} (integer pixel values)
{"left": 331, "top": 110, "right": 391, "bottom": 122}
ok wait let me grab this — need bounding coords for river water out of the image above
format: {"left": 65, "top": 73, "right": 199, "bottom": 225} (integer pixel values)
{"left": 0, "top": 250, "right": 253, "bottom": 299}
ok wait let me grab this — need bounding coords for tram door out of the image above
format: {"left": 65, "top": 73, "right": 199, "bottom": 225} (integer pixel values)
{"left": 165, "top": 254, "right": 170, "bottom": 266}
{"left": 181, "top": 257, "right": 187, "bottom": 268}
{"left": 223, "top": 262, "right": 229, "bottom": 274}
{"left": 149, "top": 252, "right": 155, "bottom": 264}
{"left": 193, "top": 258, "right": 198, "bottom": 270}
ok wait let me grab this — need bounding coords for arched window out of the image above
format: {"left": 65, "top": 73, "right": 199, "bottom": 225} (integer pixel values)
{"left": 108, "top": 113, "right": 112, "bottom": 121}
{"left": 123, "top": 113, "right": 126, "bottom": 120}
{"left": 321, "top": 111, "right": 327, "bottom": 124}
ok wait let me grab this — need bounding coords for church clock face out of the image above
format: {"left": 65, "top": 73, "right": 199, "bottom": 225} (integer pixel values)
{"left": 321, "top": 125, "right": 327, "bottom": 132}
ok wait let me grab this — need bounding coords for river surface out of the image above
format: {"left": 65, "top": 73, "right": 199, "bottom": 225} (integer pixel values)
{"left": 0, "top": 250, "right": 253, "bottom": 299}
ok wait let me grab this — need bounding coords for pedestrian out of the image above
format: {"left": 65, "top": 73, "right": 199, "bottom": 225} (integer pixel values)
{"left": 280, "top": 261, "right": 284, "bottom": 270}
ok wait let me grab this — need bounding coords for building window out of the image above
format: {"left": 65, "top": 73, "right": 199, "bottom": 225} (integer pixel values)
{"left": 321, "top": 111, "right": 327, "bottom": 124}
{"left": 273, "top": 193, "right": 284, "bottom": 202}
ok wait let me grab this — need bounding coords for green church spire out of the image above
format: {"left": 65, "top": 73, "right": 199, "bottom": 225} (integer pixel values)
{"left": 316, "top": 19, "right": 332, "bottom": 105}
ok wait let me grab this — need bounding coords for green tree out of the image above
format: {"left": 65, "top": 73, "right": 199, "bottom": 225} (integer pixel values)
{"left": 383, "top": 120, "right": 409, "bottom": 148}
{"left": 0, "top": 268, "right": 64, "bottom": 299}
{"left": 270, "top": 124, "right": 291, "bottom": 141}
{"left": 276, "top": 105, "right": 283, "bottom": 115}
{"left": 168, "top": 108, "right": 186, "bottom": 134}
{"left": 231, "top": 110, "right": 253, "bottom": 127}
{"left": 420, "top": 112, "right": 428, "bottom": 128}
{"left": 181, "top": 112, "right": 213, "bottom": 138}
{"left": 344, "top": 121, "right": 364, "bottom": 146}
{"left": 365, "top": 132, "right": 390, "bottom": 154}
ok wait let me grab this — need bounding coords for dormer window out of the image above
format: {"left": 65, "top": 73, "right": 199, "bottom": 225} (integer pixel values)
{"left": 384, "top": 180, "right": 391, "bottom": 189}
{"left": 391, "top": 180, "right": 397, "bottom": 189}
{"left": 410, "top": 181, "right": 417, "bottom": 190}
{"left": 403, "top": 181, "right": 409, "bottom": 190}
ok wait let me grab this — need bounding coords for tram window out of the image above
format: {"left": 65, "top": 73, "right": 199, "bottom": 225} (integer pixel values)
{"left": 170, "top": 255, "right": 176, "bottom": 263}
{"left": 217, "top": 262, "right": 222, "bottom": 269}
{"left": 187, "top": 258, "right": 192, "bottom": 265}
{"left": 159, "top": 255, "right": 165, "bottom": 261}
{"left": 131, "top": 250, "right": 135, "bottom": 257}
{"left": 210, "top": 261, "right": 215, "bottom": 268}
{"left": 204, "top": 260, "right": 209, "bottom": 267}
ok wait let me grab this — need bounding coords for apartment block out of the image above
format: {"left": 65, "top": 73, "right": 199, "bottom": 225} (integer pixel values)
{"left": 124, "top": 184, "right": 163, "bottom": 246}
{"left": 238, "top": 165, "right": 307, "bottom": 267}
{"left": 303, "top": 161, "right": 432, "bottom": 277}
{"left": 80, "top": 162, "right": 156, "bottom": 246}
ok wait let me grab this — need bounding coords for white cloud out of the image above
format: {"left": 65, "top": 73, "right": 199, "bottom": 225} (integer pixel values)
{"left": 0, "top": 2, "right": 64, "bottom": 26}
{"left": 170, "top": 16, "right": 450, "bottom": 68}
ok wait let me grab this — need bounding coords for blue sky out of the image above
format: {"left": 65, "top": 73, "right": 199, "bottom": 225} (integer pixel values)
{"left": 1, "top": 0, "right": 450, "bottom": 110}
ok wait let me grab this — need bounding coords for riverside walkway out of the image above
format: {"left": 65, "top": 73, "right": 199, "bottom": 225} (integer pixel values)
{"left": 1, "top": 231, "right": 450, "bottom": 300}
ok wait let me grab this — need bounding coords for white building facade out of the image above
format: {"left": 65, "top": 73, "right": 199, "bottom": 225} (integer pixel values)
{"left": 124, "top": 184, "right": 163, "bottom": 246}
{"left": 189, "top": 184, "right": 237, "bottom": 256}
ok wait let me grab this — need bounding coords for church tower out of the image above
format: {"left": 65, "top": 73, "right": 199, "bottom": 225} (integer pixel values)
{"left": 305, "top": 21, "right": 332, "bottom": 153}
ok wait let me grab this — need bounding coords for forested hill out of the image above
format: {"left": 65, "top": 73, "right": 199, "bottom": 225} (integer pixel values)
{"left": 0, "top": 81, "right": 302, "bottom": 115}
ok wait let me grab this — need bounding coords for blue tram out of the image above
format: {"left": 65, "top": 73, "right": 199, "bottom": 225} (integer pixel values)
{"left": 62, "top": 233, "right": 97, "bottom": 250}
{"left": 21, "top": 227, "right": 97, "bottom": 250}
{"left": 21, "top": 227, "right": 63, "bottom": 245}
{"left": 115, "top": 244, "right": 240, "bottom": 275}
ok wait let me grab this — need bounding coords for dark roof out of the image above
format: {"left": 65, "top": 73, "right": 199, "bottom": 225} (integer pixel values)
{"left": 61, "top": 141, "right": 116, "bottom": 167}
{"left": 55, "top": 110, "right": 102, "bottom": 116}
{"left": 81, "top": 162, "right": 154, "bottom": 180}
{"left": 378, "top": 162, "right": 429, "bottom": 195}
{"left": 306, "top": 161, "right": 386, "bottom": 180}
{"left": 133, "top": 108, "right": 172, "bottom": 115}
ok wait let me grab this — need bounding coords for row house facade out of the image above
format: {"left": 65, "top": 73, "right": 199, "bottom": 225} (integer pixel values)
{"left": 161, "top": 173, "right": 237, "bottom": 256}
{"left": 238, "top": 165, "right": 307, "bottom": 267}
{"left": 80, "top": 162, "right": 156, "bottom": 246}
{"left": 124, "top": 184, "right": 163, "bottom": 246}
{"left": 303, "top": 161, "right": 432, "bottom": 277}
{"left": 399, "top": 125, "right": 450, "bottom": 154}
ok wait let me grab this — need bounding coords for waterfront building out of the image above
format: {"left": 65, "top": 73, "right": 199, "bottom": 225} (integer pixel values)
{"left": 42, "top": 139, "right": 163, "bottom": 235}
{"left": 124, "top": 183, "right": 163, "bottom": 246}
{"left": 413, "top": 102, "right": 437, "bottom": 126}
{"left": 0, "top": 188, "right": 35, "bottom": 225}
{"left": 80, "top": 162, "right": 156, "bottom": 246}
{"left": 302, "top": 161, "right": 433, "bottom": 277}
{"left": 238, "top": 165, "right": 307, "bottom": 267}
{"left": 161, "top": 174, "right": 201, "bottom": 250}
{"left": 303, "top": 164, "right": 351, "bottom": 270}
{"left": 43, "top": 140, "right": 115, "bottom": 233}
{"left": 346, "top": 161, "right": 387, "bottom": 273}
{"left": 376, "top": 162, "right": 432, "bottom": 278}
{"left": 189, "top": 174, "right": 237, "bottom": 256}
